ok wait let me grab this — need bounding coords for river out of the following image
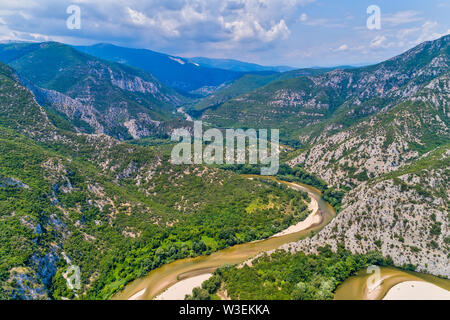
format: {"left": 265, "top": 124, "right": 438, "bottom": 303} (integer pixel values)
{"left": 113, "top": 176, "right": 450, "bottom": 300}
{"left": 113, "top": 176, "right": 334, "bottom": 300}
{"left": 335, "top": 266, "right": 450, "bottom": 300}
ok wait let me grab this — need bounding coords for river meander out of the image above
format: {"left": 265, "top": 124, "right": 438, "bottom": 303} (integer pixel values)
{"left": 113, "top": 176, "right": 449, "bottom": 300}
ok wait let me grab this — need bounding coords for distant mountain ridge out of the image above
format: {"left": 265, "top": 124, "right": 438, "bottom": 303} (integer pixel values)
{"left": 75, "top": 43, "right": 247, "bottom": 96}
{"left": 200, "top": 35, "right": 450, "bottom": 143}
{"left": 187, "top": 57, "right": 295, "bottom": 73}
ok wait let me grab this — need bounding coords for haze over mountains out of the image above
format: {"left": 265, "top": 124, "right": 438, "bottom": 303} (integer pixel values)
{"left": 0, "top": 34, "right": 448, "bottom": 300}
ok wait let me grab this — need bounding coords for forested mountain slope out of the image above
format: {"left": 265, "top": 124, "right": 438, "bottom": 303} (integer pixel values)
{"left": 192, "top": 68, "right": 333, "bottom": 112}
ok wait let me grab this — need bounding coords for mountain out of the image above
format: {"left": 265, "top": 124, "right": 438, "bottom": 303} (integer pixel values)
{"left": 183, "top": 36, "right": 450, "bottom": 300}
{"left": 288, "top": 143, "right": 449, "bottom": 277}
{"left": 192, "top": 68, "right": 334, "bottom": 112}
{"left": 187, "top": 57, "right": 295, "bottom": 73}
{"left": 0, "top": 61, "right": 310, "bottom": 299}
{"left": 199, "top": 35, "right": 450, "bottom": 143}
{"left": 75, "top": 43, "right": 245, "bottom": 96}
{"left": 1, "top": 34, "right": 449, "bottom": 302}
{"left": 0, "top": 42, "right": 188, "bottom": 140}
{"left": 289, "top": 71, "right": 449, "bottom": 186}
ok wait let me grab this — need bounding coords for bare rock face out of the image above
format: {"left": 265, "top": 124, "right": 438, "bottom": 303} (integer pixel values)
{"left": 282, "top": 69, "right": 449, "bottom": 278}
{"left": 0, "top": 176, "right": 29, "bottom": 189}
{"left": 283, "top": 162, "right": 449, "bottom": 277}
{"left": 31, "top": 86, "right": 105, "bottom": 134}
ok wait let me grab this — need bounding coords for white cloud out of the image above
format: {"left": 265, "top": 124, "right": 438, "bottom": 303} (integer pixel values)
{"left": 336, "top": 44, "right": 348, "bottom": 51}
{"left": 370, "top": 35, "right": 386, "bottom": 47}
{"left": 119, "top": 0, "right": 309, "bottom": 45}
{"left": 223, "top": 18, "right": 290, "bottom": 42}
{"left": 414, "top": 21, "right": 450, "bottom": 44}
{"left": 383, "top": 10, "right": 422, "bottom": 27}
{"left": 126, "top": 7, "right": 150, "bottom": 26}
{"left": 0, "top": 0, "right": 310, "bottom": 48}
{"left": 0, "top": 0, "right": 447, "bottom": 67}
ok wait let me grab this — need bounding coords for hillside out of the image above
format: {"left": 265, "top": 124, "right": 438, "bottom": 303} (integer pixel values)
{"left": 285, "top": 145, "right": 449, "bottom": 277}
{"left": 281, "top": 70, "right": 449, "bottom": 278}
{"left": 0, "top": 42, "right": 188, "bottom": 140}
{"left": 289, "top": 72, "right": 449, "bottom": 187}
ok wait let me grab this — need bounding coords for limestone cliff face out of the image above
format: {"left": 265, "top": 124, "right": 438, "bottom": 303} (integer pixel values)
{"left": 4, "top": 42, "right": 188, "bottom": 140}
{"left": 283, "top": 154, "right": 449, "bottom": 277}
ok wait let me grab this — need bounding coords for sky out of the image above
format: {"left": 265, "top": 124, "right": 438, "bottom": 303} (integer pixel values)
{"left": 0, "top": 0, "right": 449, "bottom": 67}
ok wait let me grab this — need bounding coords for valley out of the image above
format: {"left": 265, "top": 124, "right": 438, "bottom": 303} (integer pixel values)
{"left": 0, "top": 34, "right": 448, "bottom": 301}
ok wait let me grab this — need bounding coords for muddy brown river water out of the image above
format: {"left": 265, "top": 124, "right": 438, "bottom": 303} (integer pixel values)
{"left": 113, "top": 176, "right": 449, "bottom": 300}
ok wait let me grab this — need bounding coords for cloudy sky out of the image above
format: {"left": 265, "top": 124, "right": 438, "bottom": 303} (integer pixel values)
{"left": 0, "top": 0, "right": 449, "bottom": 67}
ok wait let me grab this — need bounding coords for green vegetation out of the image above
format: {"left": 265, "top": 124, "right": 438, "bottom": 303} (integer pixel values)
{"left": 0, "top": 129, "right": 311, "bottom": 299}
{"left": 195, "top": 35, "right": 449, "bottom": 142}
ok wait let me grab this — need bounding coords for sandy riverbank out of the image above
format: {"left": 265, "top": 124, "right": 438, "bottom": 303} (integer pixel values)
{"left": 128, "top": 288, "right": 147, "bottom": 300}
{"left": 383, "top": 281, "right": 450, "bottom": 300}
{"left": 153, "top": 274, "right": 213, "bottom": 300}
{"left": 272, "top": 183, "right": 320, "bottom": 238}
{"left": 335, "top": 265, "right": 450, "bottom": 300}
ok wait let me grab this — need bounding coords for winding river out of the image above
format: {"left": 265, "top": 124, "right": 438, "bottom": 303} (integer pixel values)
{"left": 113, "top": 176, "right": 450, "bottom": 300}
